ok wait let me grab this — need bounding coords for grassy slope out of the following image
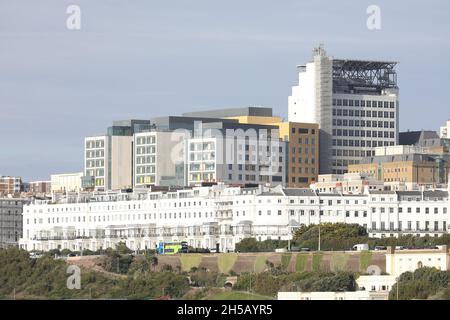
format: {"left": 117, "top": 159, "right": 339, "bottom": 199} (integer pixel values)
{"left": 254, "top": 256, "right": 267, "bottom": 273}
{"left": 359, "top": 251, "right": 373, "bottom": 272}
{"left": 295, "top": 253, "right": 308, "bottom": 272}
{"left": 330, "top": 253, "right": 349, "bottom": 272}
{"left": 218, "top": 253, "right": 238, "bottom": 274}
{"left": 312, "top": 252, "right": 324, "bottom": 272}
{"left": 179, "top": 254, "right": 202, "bottom": 272}
{"left": 281, "top": 253, "right": 292, "bottom": 270}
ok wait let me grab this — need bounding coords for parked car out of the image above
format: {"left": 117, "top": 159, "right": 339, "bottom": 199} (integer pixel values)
{"left": 67, "top": 253, "right": 77, "bottom": 257}
{"left": 395, "top": 246, "right": 406, "bottom": 250}
{"left": 300, "top": 247, "right": 311, "bottom": 252}
{"left": 374, "top": 246, "right": 387, "bottom": 251}
{"left": 352, "top": 244, "right": 369, "bottom": 251}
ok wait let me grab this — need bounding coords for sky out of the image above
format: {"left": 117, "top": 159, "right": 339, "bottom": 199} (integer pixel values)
{"left": 0, "top": 0, "right": 449, "bottom": 181}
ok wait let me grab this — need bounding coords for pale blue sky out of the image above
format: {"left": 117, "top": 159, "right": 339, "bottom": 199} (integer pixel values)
{"left": 1, "top": 0, "right": 449, "bottom": 180}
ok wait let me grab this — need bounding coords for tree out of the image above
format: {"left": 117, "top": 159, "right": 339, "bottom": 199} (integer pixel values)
{"left": 293, "top": 223, "right": 368, "bottom": 251}
{"left": 310, "top": 272, "right": 356, "bottom": 292}
{"left": 235, "top": 238, "right": 259, "bottom": 252}
{"left": 116, "top": 242, "right": 132, "bottom": 255}
{"left": 389, "top": 267, "right": 450, "bottom": 300}
{"left": 234, "top": 238, "right": 288, "bottom": 252}
{"left": 151, "top": 256, "right": 158, "bottom": 272}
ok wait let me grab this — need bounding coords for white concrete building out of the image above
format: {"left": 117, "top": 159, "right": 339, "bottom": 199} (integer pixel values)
{"left": 374, "top": 145, "right": 429, "bottom": 156}
{"left": 385, "top": 246, "right": 450, "bottom": 277}
{"left": 277, "top": 291, "right": 388, "bottom": 300}
{"left": 288, "top": 45, "right": 399, "bottom": 174}
{"left": 134, "top": 131, "right": 187, "bottom": 187}
{"left": 51, "top": 172, "right": 84, "bottom": 193}
{"left": 18, "top": 183, "right": 450, "bottom": 252}
{"left": 356, "top": 245, "right": 450, "bottom": 297}
{"left": 311, "top": 172, "right": 384, "bottom": 194}
{"left": 356, "top": 275, "right": 397, "bottom": 293}
{"left": 440, "top": 120, "right": 450, "bottom": 139}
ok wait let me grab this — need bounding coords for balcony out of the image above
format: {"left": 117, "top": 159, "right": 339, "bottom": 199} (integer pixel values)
{"left": 368, "top": 229, "right": 446, "bottom": 234}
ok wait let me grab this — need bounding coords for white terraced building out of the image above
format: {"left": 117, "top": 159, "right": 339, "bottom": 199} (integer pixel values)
{"left": 18, "top": 184, "right": 450, "bottom": 253}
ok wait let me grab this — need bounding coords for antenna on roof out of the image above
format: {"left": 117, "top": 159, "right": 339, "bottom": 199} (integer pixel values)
{"left": 313, "top": 44, "right": 326, "bottom": 57}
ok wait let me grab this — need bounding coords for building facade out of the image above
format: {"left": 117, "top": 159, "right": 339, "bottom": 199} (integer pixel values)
{"left": 440, "top": 120, "right": 450, "bottom": 139}
{"left": 19, "top": 183, "right": 450, "bottom": 252}
{"left": 84, "top": 135, "right": 109, "bottom": 190}
{"left": 385, "top": 245, "right": 450, "bottom": 277}
{"left": 348, "top": 146, "right": 450, "bottom": 189}
{"left": 288, "top": 45, "right": 399, "bottom": 175}
{"left": 228, "top": 117, "right": 319, "bottom": 188}
{"left": 311, "top": 172, "right": 384, "bottom": 194}
{"left": 134, "top": 131, "right": 187, "bottom": 187}
{"left": 84, "top": 120, "right": 152, "bottom": 191}
{"left": 51, "top": 172, "right": 84, "bottom": 193}
{"left": 0, "top": 198, "right": 27, "bottom": 248}
{"left": 185, "top": 107, "right": 319, "bottom": 187}
{"left": 400, "top": 130, "right": 448, "bottom": 155}
{"left": 0, "top": 176, "right": 22, "bottom": 196}
{"left": 29, "top": 181, "right": 51, "bottom": 194}
{"left": 186, "top": 124, "right": 285, "bottom": 186}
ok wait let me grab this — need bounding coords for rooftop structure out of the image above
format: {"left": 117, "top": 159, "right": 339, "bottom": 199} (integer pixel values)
{"left": 399, "top": 130, "right": 441, "bottom": 147}
{"left": 332, "top": 59, "right": 398, "bottom": 95}
{"left": 182, "top": 106, "right": 273, "bottom": 118}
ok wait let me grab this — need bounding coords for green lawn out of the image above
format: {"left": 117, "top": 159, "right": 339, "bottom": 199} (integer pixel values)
{"left": 359, "top": 251, "right": 372, "bottom": 272}
{"left": 208, "top": 291, "right": 273, "bottom": 300}
{"left": 218, "top": 253, "right": 238, "bottom": 274}
{"left": 254, "top": 256, "right": 267, "bottom": 273}
{"left": 179, "top": 254, "right": 202, "bottom": 272}
{"left": 281, "top": 253, "right": 292, "bottom": 270}
{"left": 330, "top": 253, "right": 349, "bottom": 272}
{"left": 312, "top": 252, "right": 324, "bottom": 272}
{"left": 295, "top": 253, "right": 308, "bottom": 272}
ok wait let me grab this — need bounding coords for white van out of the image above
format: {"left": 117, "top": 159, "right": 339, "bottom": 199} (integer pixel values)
{"left": 352, "top": 244, "right": 369, "bottom": 251}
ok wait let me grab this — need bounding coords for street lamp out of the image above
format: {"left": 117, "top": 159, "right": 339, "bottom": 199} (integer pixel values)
{"left": 396, "top": 277, "right": 399, "bottom": 300}
{"left": 318, "top": 211, "right": 321, "bottom": 252}
{"left": 318, "top": 224, "right": 321, "bottom": 252}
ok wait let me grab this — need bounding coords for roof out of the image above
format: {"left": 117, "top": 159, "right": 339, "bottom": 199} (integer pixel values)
{"left": 399, "top": 130, "right": 439, "bottom": 146}
{"left": 359, "top": 153, "right": 437, "bottom": 164}
{"left": 237, "top": 220, "right": 253, "bottom": 225}
{"left": 182, "top": 106, "right": 273, "bottom": 118}
{"left": 397, "top": 190, "right": 448, "bottom": 200}
{"left": 369, "top": 190, "right": 397, "bottom": 195}
{"left": 258, "top": 192, "right": 284, "bottom": 196}
{"left": 423, "top": 190, "right": 449, "bottom": 198}
{"left": 332, "top": 59, "right": 398, "bottom": 70}
{"left": 397, "top": 191, "right": 422, "bottom": 197}
{"left": 282, "top": 188, "right": 316, "bottom": 197}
